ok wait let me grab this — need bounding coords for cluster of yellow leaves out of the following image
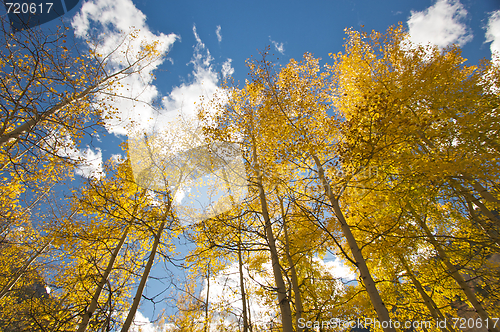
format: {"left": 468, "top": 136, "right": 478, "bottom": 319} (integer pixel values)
{"left": 170, "top": 24, "right": 500, "bottom": 332}
{"left": 0, "top": 17, "right": 176, "bottom": 331}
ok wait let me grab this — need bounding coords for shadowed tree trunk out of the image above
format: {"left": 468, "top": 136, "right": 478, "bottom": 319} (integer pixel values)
{"left": 407, "top": 204, "right": 500, "bottom": 332}
{"left": 312, "top": 154, "right": 396, "bottom": 332}
{"left": 398, "top": 254, "right": 456, "bottom": 332}
{"left": 279, "top": 196, "right": 304, "bottom": 332}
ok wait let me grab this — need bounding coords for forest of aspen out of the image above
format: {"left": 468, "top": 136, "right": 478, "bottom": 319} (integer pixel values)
{"left": 0, "top": 11, "right": 500, "bottom": 332}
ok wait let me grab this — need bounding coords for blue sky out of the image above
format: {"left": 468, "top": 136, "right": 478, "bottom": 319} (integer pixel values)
{"left": 3, "top": 0, "right": 500, "bottom": 329}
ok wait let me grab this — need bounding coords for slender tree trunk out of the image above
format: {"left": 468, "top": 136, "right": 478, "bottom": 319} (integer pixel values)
{"left": 77, "top": 225, "right": 132, "bottom": 332}
{"left": 279, "top": 196, "right": 304, "bottom": 332}
{"left": 99, "top": 280, "right": 113, "bottom": 332}
{"left": 204, "top": 265, "right": 210, "bottom": 332}
{"left": 417, "top": 130, "right": 500, "bottom": 228}
{"left": 121, "top": 215, "right": 168, "bottom": 332}
{"left": 222, "top": 167, "right": 250, "bottom": 331}
{"left": 0, "top": 240, "right": 51, "bottom": 300}
{"left": 464, "top": 196, "right": 500, "bottom": 247}
{"left": 407, "top": 204, "right": 499, "bottom": 332}
{"left": 78, "top": 189, "right": 148, "bottom": 332}
{"left": 0, "top": 60, "right": 145, "bottom": 148}
{"left": 398, "top": 254, "right": 456, "bottom": 332}
{"left": 312, "top": 154, "right": 396, "bottom": 332}
{"left": 238, "top": 239, "right": 250, "bottom": 332}
{"left": 247, "top": 281, "right": 254, "bottom": 332}
{"left": 450, "top": 179, "right": 500, "bottom": 229}
{"left": 251, "top": 137, "right": 294, "bottom": 332}
{"left": 258, "top": 178, "right": 294, "bottom": 332}
{"left": 467, "top": 178, "right": 500, "bottom": 205}
{"left": 0, "top": 84, "right": 98, "bottom": 147}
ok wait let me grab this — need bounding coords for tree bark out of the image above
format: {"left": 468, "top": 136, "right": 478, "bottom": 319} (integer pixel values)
{"left": 280, "top": 196, "right": 304, "bottom": 332}
{"left": 204, "top": 265, "right": 210, "bottom": 332}
{"left": 398, "top": 254, "right": 456, "bottom": 332}
{"left": 251, "top": 136, "right": 294, "bottom": 332}
{"left": 449, "top": 179, "right": 500, "bottom": 229}
{"left": 407, "top": 204, "right": 499, "bottom": 332}
{"left": 238, "top": 238, "right": 250, "bottom": 332}
{"left": 312, "top": 154, "right": 396, "bottom": 332}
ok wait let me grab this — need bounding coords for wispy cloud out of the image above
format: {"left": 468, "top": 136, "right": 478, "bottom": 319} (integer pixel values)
{"left": 123, "top": 24, "right": 242, "bottom": 223}
{"left": 157, "top": 24, "right": 228, "bottom": 127}
{"left": 110, "top": 154, "right": 125, "bottom": 164}
{"left": 216, "top": 25, "right": 222, "bottom": 43}
{"left": 486, "top": 10, "right": 500, "bottom": 59}
{"left": 406, "top": 0, "right": 472, "bottom": 48}
{"left": 75, "top": 147, "right": 104, "bottom": 179}
{"left": 72, "top": 1, "right": 234, "bottom": 138}
{"left": 269, "top": 37, "right": 285, "bottom": 54}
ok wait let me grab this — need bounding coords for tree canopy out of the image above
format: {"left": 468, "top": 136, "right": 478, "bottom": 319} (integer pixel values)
{"left": 1, "top": 19, "right": 499, "bottom": 332}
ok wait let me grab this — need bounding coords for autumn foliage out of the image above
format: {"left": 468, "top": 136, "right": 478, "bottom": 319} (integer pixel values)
{"left": 0, "top": 17, "right": 499, "bottom": 332}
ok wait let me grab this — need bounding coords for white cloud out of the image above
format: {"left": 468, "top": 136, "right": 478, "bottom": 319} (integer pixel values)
{"left": 110, "top": 153, "right": 125, "bottom": 164}
{"left": 51, "top": 135, "right": 104, "bottom": 179}
{"left": 486, "top": 10, "right": 500, "bottom": 59}
{"left": 73, "top": 0, "right": 145, "bottom": 37}
{"left": 158, "top": 25, "right": 222, "bottom": 124}
{"left": 198, "top": 257, "right": 354, "bottom": 330}
{"left": 75, "top": 147, "right": 104, "bottom": 179}
{"left": 72, "top": 2, "right": 233, "bottom": 138}
{"left": 129, "top": 311, "right": 156, "bottom": 332}
{"left": 72, "top": 0, "right": 178, "bottom": 136}
{"left": 127, "top": 310, "right": 176, "bottom": 332}
{"left": 124, "top": 25, "right": 244, "bottom": 225}
{"left": 73, "top": 2, "right": 240, "bottom": 217}
{"left": 407, "top": 0, "right": 472, "bottom": 48}
{"left": 131, "top": 24, "right": 231, "bottom": 153}
{"left": 200, "top": 262, "right": 277, "bottom": 330}
{"left": 316, "top": 257, "right": 357, "bottom": 281}
{"left": 216, "top": 25, "right": 222, "bottom": 43}
{"left": 221, "top": 58, "right": 234, "bottom": 78}
{"left": 269, "top": 38, "right": 285, "bottom": 54}
{"left": 123, "top": 24, "right": 230, "bottom": 138}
